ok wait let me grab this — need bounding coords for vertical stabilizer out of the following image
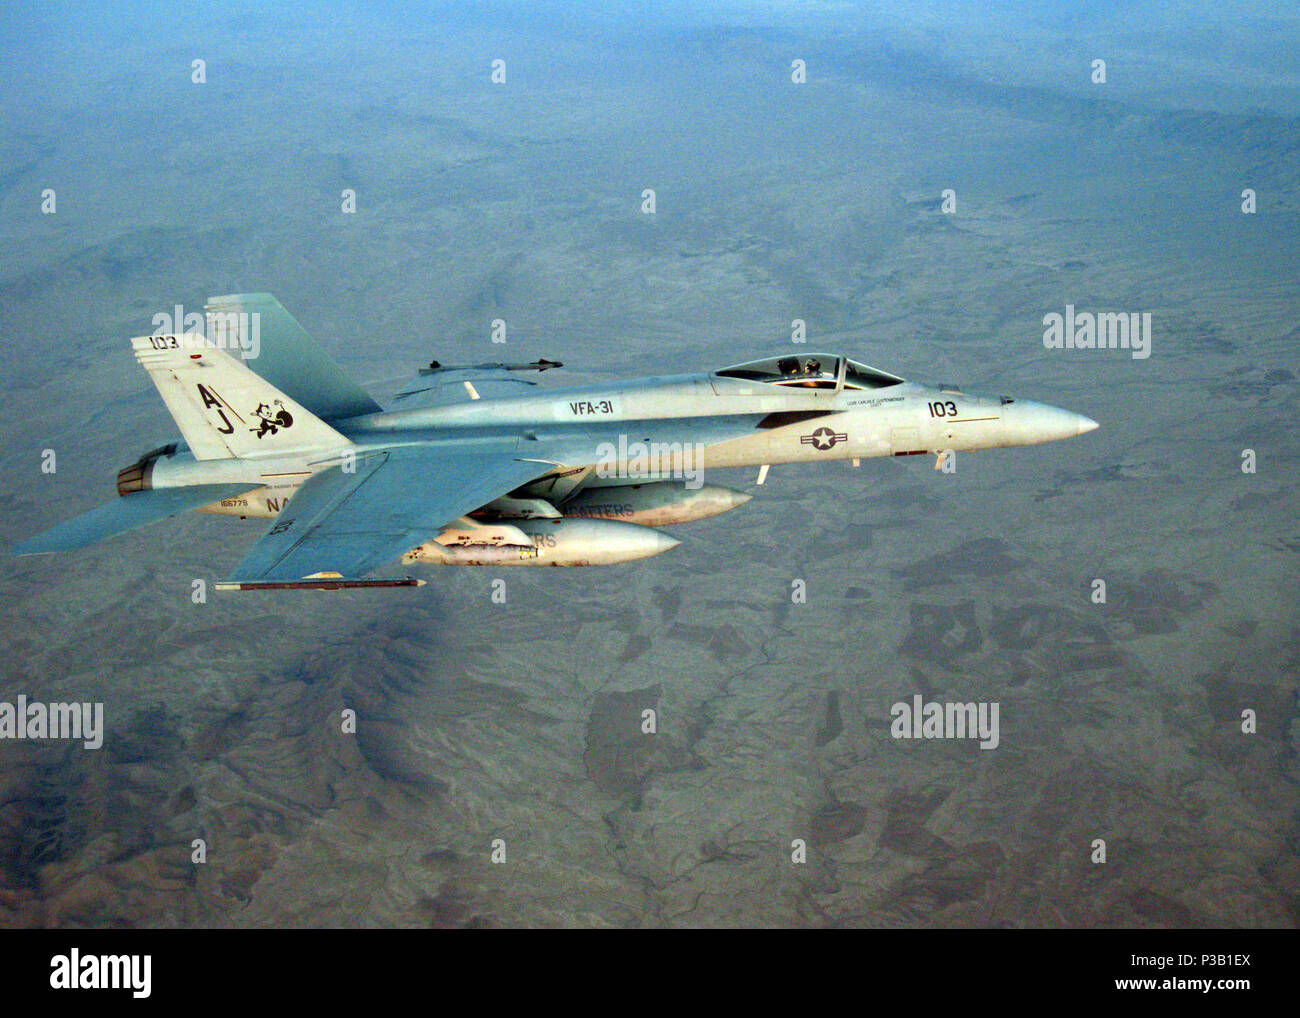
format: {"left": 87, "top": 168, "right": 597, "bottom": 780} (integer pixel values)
{"left": 205, "top": 293, "right": 383, "bottom": 421}
{"left": 131, "top": 334, "right": 353, "bottom": 460}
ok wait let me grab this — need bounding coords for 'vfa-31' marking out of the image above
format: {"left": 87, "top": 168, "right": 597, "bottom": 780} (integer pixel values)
{"left": 15, "top": 294, "right": 1099, "bottom": 591}
{"left": 568, "top": 399, "right": 614, "bottom": 416}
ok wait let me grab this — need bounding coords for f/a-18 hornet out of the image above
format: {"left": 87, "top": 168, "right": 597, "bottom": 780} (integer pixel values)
{"left": 16, "top": 294, "right": 1097, "bottom": 590}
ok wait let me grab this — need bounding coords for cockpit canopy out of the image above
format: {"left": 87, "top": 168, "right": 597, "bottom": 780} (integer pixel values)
{"left": 714, "top": 354, "right": 904, "bottom": 390}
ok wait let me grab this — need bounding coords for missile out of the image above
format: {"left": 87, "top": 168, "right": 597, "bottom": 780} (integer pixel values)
{"left": 405, "top": 517, "right": 680, "bottom": 567}
{"left": 215, "top": 577, "right": 425, "bottom": 591}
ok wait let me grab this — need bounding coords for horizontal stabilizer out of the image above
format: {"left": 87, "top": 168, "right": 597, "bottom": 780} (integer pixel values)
{"left": 13, "top": 485, "right": 252, "bottom": 555}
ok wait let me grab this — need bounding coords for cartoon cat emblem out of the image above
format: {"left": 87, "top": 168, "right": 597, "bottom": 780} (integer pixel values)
{"left": 251, "top": 400, "right": 294, "bottom": 438}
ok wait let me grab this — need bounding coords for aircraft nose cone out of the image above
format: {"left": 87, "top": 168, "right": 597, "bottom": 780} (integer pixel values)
{"left": 655, "top": 532, "right": 682, "bottom": 554}
{"left": 1002, "top": 400, "right": 1097, "bottom": 446}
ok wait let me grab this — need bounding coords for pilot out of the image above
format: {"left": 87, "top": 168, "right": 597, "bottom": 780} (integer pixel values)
{"left": 803, "top": 358, "right": 821, "bottom": 375}
{"left": 778, "top": 357, "right": 799, "bottom": 376}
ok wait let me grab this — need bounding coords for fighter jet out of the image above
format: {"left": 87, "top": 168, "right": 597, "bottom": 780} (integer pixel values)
{"left": 15, "top": 294, "right": 1098, "bottom": 590}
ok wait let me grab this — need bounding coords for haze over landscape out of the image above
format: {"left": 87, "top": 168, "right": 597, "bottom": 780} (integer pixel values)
{"left": 0, "top": 1, "right": 1296, "bottom": 926}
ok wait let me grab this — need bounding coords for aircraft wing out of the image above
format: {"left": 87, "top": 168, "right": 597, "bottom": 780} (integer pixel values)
{"left": 387, "top": 360, "right": 562, "bottom": 412}
{"left": 221, "top": 443, "right": 551, "bottom": 587}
